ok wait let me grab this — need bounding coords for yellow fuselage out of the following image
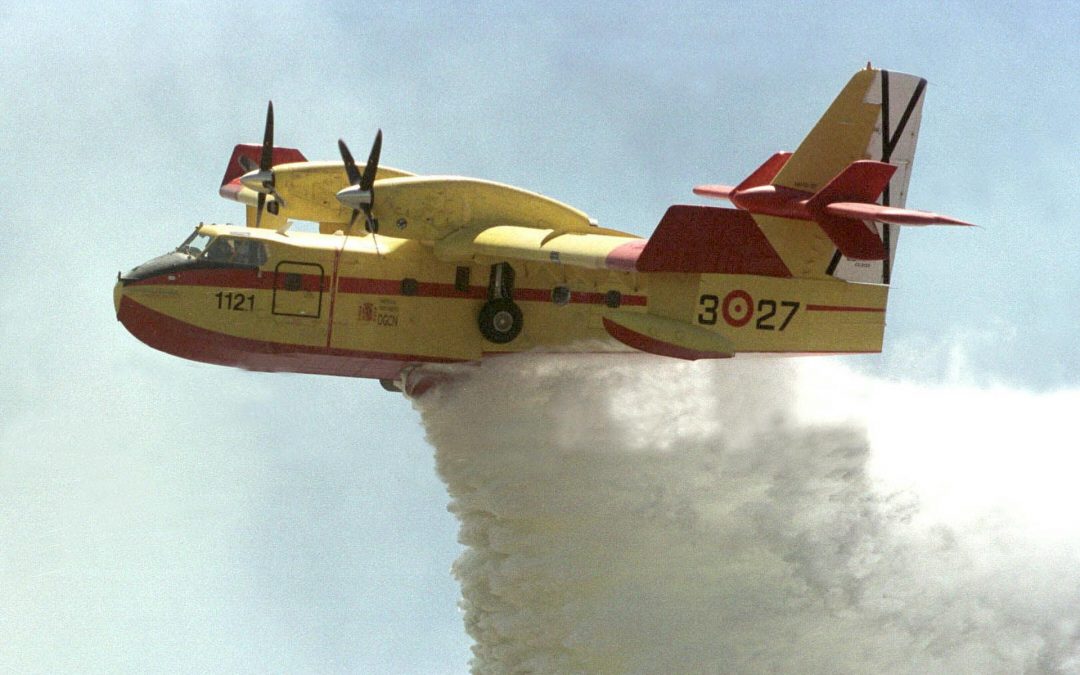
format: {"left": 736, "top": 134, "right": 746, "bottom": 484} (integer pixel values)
{"left": 115, "top": 222, "right": 887, "bottom": 385}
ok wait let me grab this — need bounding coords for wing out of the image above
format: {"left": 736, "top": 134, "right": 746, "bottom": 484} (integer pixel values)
{"left": 434, "top": 224, "right": 641, "bottom": 270}
{"left": 218, "top": 149, "right": 415, "bottom": 228}
{"left": 354, "top": 176, "right": 643, "bottom": 272}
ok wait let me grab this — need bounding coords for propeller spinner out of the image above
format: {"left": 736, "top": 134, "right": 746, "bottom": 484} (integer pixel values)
{"left": 336, "top": 130, "right": 383, "bottom": 233}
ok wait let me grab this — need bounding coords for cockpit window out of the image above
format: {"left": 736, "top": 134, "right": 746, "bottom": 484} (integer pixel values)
{"left": 176, "top": 230, "right": 213, "bottom": 257}
{"left": 203, "top": 236, "right": 268, "bottom": 266}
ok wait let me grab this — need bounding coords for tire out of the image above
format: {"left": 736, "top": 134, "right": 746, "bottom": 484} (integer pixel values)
{"left": 478, "top": 298, "right": 523, "bottom": 344}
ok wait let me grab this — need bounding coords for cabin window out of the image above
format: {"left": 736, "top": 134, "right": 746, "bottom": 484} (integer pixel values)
{"left": 283, "top": 273, "right": 303, "bottom": 291}
{"left": 455, "top": 266, "right": 471, "bottom": 293}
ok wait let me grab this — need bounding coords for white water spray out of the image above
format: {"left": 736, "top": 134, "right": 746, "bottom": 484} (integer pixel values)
{"left": 415, "top": 355, "right": 1080, "bottom": 673}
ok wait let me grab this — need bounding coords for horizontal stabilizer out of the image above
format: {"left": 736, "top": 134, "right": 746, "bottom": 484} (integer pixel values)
{"left": 693, "top": 151, "right": 792, "bottom": 202}
{"left": 692, "top": 184, "right": 736, "bottom": 200}
{"left": 603, "top": 312, "right": 735, "bottom": 360}
{"left": 637, "top": 205, "right": 791, "bottom": 277}
{"left": 825, "top": 202, "right": 974, "bottom": 226}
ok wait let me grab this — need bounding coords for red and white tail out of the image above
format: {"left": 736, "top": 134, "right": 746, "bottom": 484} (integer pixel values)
{"left": 694, "top": 67, "right": 969, "bottom": 283}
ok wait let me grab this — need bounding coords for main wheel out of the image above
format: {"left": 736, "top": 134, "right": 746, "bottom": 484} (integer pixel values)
{"left": 478, "top": 298, "right": 523, "bottom": 344}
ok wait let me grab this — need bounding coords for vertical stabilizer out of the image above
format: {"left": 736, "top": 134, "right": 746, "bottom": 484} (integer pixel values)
{"left": 757, "top": 67, "right": 927, "bottom": 283}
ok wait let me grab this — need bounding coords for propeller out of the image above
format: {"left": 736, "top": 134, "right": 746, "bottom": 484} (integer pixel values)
{"left": 238, "top": 101, "right": 284, "bottom": 227}
{"left": 336, "top": 130, "right": 383, "bottom": 233}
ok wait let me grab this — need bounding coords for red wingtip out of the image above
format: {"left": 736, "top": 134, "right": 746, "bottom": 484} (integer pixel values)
{"left": 693, "top": 184, "right": 736, "bottom": 199}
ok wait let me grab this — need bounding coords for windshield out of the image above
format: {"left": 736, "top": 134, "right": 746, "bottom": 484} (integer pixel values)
{"left": 204, "top": 236, "right": 268, "bottom": 266}
{"left": 176, "top": 229, "right": 213, "bottom": 258}
{"left": 173, "top": 229, "right": 268, "bottom": 266}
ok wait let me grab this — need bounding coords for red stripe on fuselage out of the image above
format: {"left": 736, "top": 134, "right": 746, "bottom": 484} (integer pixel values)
{"left": 804, "top": 304, "right": 884, "bottom": 313}
{"left": 336, "top": 277, "right": 486, "bottom": 299}
{"left": 132, "top": 269, "right": 648, "bottom": 307}
{"left": 126, "top": 267, "right": 276, "bottom": 290}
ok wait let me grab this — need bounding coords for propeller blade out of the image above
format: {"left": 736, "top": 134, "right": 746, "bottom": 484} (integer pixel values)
{"left": 337, "top": 131, "right": 383, "bottom": 234}
{"left": 238, "top": 155, "right": 257, "bottom": 173}
{"left": 247, "top": 101, "right": 275, "bottom": 228}
{"left": 338, "top": 139, "right": 362, "bottom": 185}
{"left": 256, "top": 192, "right": 266, "bottom": 228}
{"left": 259, "top": 101, "right": 274, "bottom": 172}
{"left": 360, "top": 129, "right": 382, "bottom": 191}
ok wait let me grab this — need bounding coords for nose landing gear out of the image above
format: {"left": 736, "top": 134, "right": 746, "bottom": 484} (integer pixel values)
{"left": 479, "top": 262, "right": 523, "bottom": 343}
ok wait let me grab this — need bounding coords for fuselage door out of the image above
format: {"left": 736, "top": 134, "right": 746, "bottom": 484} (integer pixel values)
{"left": 272, "top": 261, "right": 324, "bottom": 318}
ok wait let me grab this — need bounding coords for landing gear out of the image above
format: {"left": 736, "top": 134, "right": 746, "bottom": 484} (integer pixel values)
{"left": 478, "top": 298, "right": 523, "bottom": 343}
{"left": 479, "top": 262, "right": 523, "bottom": 344}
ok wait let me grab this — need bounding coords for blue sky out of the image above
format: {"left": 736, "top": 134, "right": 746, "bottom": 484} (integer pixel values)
{"left": 2, "top": 2, "right": 1077, "bottom": 672}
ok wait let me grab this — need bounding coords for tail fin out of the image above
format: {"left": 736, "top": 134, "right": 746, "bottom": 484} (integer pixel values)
{"left": 756, "top": 67, "right": 928, "bottom": 282}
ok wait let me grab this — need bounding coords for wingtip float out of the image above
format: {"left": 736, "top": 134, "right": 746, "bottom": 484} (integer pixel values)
{"left": 116, "top": 67, "right": 970, "bottom": 396}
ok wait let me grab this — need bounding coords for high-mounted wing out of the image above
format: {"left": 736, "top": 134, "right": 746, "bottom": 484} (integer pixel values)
{"left": 434, "top": 224, "right": 641, "bottom": 270}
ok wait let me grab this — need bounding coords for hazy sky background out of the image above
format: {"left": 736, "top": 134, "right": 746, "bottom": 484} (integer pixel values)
{"left": 2, "top": 1, "right": 1077, "bottom": 672}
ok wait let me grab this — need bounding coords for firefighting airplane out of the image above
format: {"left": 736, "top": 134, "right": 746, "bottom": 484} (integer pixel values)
{"left": 115, "top": 66, "right": 970, "bottom": 396}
